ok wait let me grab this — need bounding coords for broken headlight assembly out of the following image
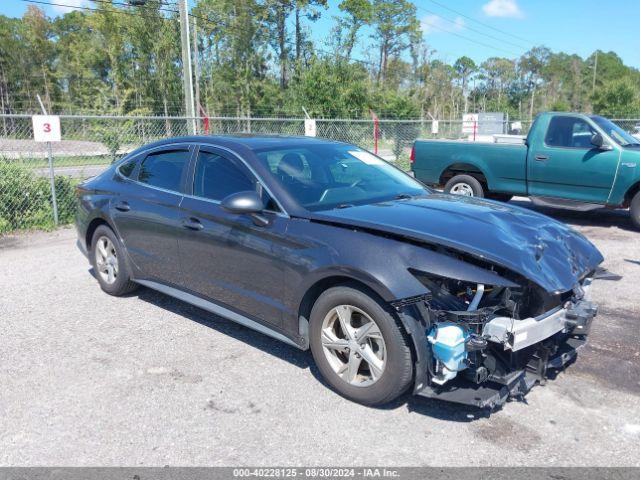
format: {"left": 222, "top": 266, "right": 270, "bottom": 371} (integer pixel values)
{"left": 415, "top": 272, "right": 515, "bottom": 385}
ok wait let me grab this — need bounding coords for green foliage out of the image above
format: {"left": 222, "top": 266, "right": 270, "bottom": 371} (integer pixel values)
{"left": 377, "top": 91, "right": 419, "bottom": 159}
{"left": 0, "top": 160, "right": 77, "bottom": 233}
{"left": 93, "top": 125, "right": 122, "bottom": 162}
{"left": 0, "top": 2, "right": 639, "bottom": 123}
{"left": 285, "top": 59, "right": 369, "bottom": 118}
{"left": 591, "top": 77, "right": 640, "bottom": 117}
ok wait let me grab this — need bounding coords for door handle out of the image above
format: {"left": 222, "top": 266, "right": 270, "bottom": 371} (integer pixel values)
{"left": 534, "top": 154, "right": 549, "bottom": 162}
{"left": 182, "top": 217, "right": 204, "bottom": 231}
{"left": 115, "top": 201, "right": 130, "bottom": 212}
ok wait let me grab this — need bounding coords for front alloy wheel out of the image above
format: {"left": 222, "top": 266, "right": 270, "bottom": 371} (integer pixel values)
{"left": 309, "top": 285, "right": 413, "bottom": 406}
{"left": 321, "top": 305, "right": 386, "bottom": 387}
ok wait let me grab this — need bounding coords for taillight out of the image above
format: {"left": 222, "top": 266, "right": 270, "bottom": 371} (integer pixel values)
{"left": 409, "top": 144, "right": 416, "bottom": 164}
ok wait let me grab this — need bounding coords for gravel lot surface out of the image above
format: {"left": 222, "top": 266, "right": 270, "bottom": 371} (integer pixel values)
{"left": 1, "top": 200, "right": 639, "bottom": 466}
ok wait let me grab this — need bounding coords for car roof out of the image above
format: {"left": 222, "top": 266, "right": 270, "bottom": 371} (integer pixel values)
{"left": 142, "top": 134, "right": 343, "bottom": 151}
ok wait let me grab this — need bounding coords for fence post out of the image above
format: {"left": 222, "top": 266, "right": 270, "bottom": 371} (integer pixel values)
{"left": 370, "top": 110, "right": 379, "bottom": 154}
{"left": 46, "top": 141, "right": 59, "bottom": 226}
{"left": 36, "top": 95, "right": 59, "bottom": 226}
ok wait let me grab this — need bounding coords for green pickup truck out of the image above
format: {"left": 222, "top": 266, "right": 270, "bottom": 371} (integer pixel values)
{"left": 410, "top": 112, "right": 640, "bottom": 229}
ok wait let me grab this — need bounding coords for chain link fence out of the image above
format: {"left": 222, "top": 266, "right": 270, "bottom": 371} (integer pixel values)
{"left": 0, "top": 114, "right": 635, "bottom": 234}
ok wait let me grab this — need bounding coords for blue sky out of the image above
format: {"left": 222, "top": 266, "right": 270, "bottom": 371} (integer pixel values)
{"left": 2, "top": 0, "right": 639, "bottom": 68}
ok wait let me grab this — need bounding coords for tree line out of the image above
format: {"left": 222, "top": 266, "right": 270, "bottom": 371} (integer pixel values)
{"left": 1, "top": 0, "right": 640, "bottom": 120}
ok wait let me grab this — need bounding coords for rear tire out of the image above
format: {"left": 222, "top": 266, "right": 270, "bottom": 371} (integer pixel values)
{"left": 631, "top": 191, "right": 640, "bottom": 230}
{"left": 309, "top": 285, "right": 413, "bottom": 406}
{"left": 444, "top": 174, "right": 484, "bottom": 198}
{"left": 90, "top": 225, "right": 138, "bottom": 296}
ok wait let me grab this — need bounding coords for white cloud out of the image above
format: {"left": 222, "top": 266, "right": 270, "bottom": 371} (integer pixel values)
{"left": 421, "top": 14, "right": 465, "bottom": 35}
{"left": 52, "top": 0, "right": 88, "bottom": 15}
{"left": 482, "top": 0, "right": 524, "bottom": 19}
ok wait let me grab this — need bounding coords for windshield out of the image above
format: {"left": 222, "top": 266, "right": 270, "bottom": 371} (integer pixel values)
{"left": 254, "top": 143, "right": 429, "bottom": 211}
{"left": 590, "top": 115, "right": 640, "bottom": 147}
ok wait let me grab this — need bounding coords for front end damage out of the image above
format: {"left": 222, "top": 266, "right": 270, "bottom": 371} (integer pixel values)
{"left": 393, "top": 272, "right": 598, "bottom": 409}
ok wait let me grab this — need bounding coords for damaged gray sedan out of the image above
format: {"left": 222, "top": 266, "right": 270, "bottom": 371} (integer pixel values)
{"left": 76, "top": 136, "right": 604, "bottom": 409}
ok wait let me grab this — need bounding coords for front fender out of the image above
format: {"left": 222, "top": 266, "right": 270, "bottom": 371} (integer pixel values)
{"left": 283, "top": 218, "right": 518, "bottom": 336}
{"left": 608, "top": 152, "right": 640, "bottom": 205}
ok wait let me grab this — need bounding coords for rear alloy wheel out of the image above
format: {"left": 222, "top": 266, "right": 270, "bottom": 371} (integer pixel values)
{"left": 90, "top": 225, "right": 138, "bottom": 296}
{"left": 631, "top": 191, "right": 640, "bottom": 230}
{"left": 309, "top": 285, "right": 413, "bottom": 405}
{"left": 95, "top": 236, "right": 118, "bottom": 285}
{"left": 444, "top": 174, "right": 484, "bottom": 198}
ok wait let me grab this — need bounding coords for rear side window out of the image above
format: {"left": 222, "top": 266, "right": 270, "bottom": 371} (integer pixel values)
{"left": 545, "top": 116, "right": 596, "bottom": 148}
{"left": 118, "top": 159, "right": 137, "bottom": 178}
{"left": 194, "top": 151, "right": 255, "bottom": 201}
{"left": 138, "top": 150, "right": 190, "bottom": 192}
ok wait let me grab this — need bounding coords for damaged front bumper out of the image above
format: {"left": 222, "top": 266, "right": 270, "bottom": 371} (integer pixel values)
{"left": 483, "top": 277, "right": 596, "bottom": 351}
{"left": 395, "top": 277, "right": 598, "bottom": 410}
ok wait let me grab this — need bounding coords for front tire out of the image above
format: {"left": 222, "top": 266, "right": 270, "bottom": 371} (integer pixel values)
{"left": 90, "top": 225, "right": 138, "bottom": 296}
{"left": 631, "top": 191, "right": 640, "bottom": 230}
{"left": 444, "top": 174, "right": 484, "bottom": 197}
{"left": 309, "top": 285, "right": 413, "bottom": 406}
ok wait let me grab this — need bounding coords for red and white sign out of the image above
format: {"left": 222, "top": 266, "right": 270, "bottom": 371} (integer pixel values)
{"left": 462, "top": 113, "right": 479, "bottom": 134}
{"left": 304, "top": 118, "right": 317, "bottom": 137}
{"left": 32, "top": 115, "right": 61, "bottom": 142}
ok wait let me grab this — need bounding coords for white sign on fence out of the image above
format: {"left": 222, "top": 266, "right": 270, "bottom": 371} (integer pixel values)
{"left": 431, "top": 120, "right": 439, "bottom": 134}
{"left": 462, "top": 113, "right": 479, "bottom": 134}
{"left": 304, "top": 118, "right": 317, "bottom": 137}
{"left": 32, "top": 115, "right": 61, "bottom": 142}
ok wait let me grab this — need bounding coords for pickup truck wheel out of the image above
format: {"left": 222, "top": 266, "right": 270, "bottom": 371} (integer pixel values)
{"left": 309, "top": 285, "right": 413, "bottom": 406}
{"left": 444, "top": 174, "right": 484, "bottom": 198}
{"left": 631, "top": 191, "right": 640, "bottom": 230}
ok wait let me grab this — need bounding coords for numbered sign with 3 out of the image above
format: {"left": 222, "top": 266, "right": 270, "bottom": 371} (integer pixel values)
{"left": 32, "top": 115, "right": 61, "bottom": 142}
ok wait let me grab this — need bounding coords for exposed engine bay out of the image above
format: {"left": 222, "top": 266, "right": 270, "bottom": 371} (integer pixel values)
{"left": 397, "top": 269, "right": 599, "bottom": 409}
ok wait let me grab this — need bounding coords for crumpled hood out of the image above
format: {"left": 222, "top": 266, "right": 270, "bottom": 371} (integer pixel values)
{"left": 308, "top": 194, "right": 604, "bottom": 292}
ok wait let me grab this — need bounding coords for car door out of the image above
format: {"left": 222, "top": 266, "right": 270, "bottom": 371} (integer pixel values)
{"left": 177, "top": 146, "right": 288, "bottom": 328}
{"left": 110, "top": 144, "right": 193, "bottom": 284}
{"left": 527, "top": 115, "right": 620, "bottom": 203}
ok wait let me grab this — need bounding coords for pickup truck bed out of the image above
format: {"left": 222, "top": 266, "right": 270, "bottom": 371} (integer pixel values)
{"left": 412, "top": 140, "right": 528, "bottom": 197}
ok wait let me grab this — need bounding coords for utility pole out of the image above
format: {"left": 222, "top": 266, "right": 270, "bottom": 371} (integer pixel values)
{"left": 179, "top": 0, "right": 196, "bottom": 134}
{"left": 192, "top": 15, "right": 201, "bottom": 123}
{"left": 592, "top": 50, "right": 599, "bottom": 93}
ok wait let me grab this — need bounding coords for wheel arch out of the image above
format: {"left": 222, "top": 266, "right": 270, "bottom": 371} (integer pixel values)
{"left": 439, "top": 162, "right": 490, "bottom": 189}
{"left": 85, "top": 216, "right": 117, "bottom": 250}
{"left": 624, "top": 180, "right": 640, "bottom": 207}
{"left": 295, "top": 272, "right": 399, "bottom": 349}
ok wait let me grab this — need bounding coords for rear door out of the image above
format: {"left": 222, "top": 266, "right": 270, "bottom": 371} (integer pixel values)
{"left": 111, "top": 144, "right": 193, "bottom": 284}
{"left": 527, "top": 115, "right": 620, "bottom": 203}
{"left": 177, "top": 146, "right": 288, "bottom": 327}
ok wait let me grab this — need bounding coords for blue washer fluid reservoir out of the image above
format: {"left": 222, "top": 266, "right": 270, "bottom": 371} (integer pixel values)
{"left": 427, "top": 322, "right": 468, "bottom": 384}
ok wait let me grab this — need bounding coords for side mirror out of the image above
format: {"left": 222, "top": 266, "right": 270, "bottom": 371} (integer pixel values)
{"left": 221, "top": 190, "right": 264, "bottom": 214}
{"left": 591, "top": 133, "right": 611, "bottom": 150}
{"left": 221, "top": 190, "right": 270, "bottom": 227}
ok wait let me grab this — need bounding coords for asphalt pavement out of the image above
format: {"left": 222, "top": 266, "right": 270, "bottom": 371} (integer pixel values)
{"left": 0, "top": 200, "right": 639, "bottom": 466}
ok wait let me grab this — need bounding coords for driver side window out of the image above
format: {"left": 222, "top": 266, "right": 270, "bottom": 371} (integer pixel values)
{"left": 545, "top": 116, "right": 596, "bottom": 149}
{"left": 194, "top": 151, "right": 255, "bottom": 201}
{"left": 194, "top": 150, "right": 280, "bottom": 212}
